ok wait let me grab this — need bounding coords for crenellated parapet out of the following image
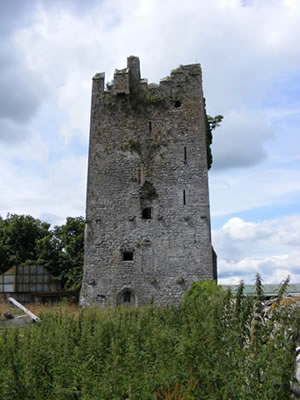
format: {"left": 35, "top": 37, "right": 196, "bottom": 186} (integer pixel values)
{"left": 113, "top": 68, "right": 129, "bottom": 95}
{"left": 91, "top": 56, "right": 203, "bottom": 106}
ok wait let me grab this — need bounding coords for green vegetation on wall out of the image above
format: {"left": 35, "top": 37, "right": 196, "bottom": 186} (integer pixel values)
{"left": 204, "top": 98, "right": 223, "bottom": 170}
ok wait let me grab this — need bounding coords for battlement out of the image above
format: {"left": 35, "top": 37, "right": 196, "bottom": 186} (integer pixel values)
{"left": 113, "top": 67, "right": 129, "bottom": 94}
{"left": 92, "top": 56, "right": 202, "bottom": 101}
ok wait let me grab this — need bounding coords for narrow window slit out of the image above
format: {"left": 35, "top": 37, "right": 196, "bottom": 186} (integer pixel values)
{"left": 183, "top": 190, "right": 186, "bottom": 205}
{"left": 137, "top": 167, "right": 143, "bottom": 185}
{"left": 148, "top": 121, "right": 152, "bottom": 139}
{"left": 184, "top": 146, "right": 187, "bottom": 163}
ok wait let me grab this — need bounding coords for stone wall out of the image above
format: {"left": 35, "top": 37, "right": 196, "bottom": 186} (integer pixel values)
{"left": 80, "top": 56, "right": 216, "bottom": 307}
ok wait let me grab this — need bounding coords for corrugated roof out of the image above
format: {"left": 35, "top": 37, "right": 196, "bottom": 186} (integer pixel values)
{"left": 221, "top": 284, "right": 300, "bottom": 297}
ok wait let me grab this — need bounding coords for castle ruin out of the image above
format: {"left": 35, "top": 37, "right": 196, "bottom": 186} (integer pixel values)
{"left": 80, "top": 56, "right": 216, "bottom": 307}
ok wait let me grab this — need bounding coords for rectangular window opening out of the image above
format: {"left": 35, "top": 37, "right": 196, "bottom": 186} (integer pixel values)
{"left": 142, "top": 207, "right": 152, "bottom": 219}
{"left": 184, "top": 146, "right": 187, "bottom": 163}
{"left": 123, "top": 251, "right": 134, "bottom": 261}
{"left": 183, "top": 190, "right": 186, "bottom": 205}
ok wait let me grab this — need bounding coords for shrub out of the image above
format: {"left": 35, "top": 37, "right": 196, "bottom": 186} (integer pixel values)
{"left": 0, "top": 277, "right": 298, "bottom": 399}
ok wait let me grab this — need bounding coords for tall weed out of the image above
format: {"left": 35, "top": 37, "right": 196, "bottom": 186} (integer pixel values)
{"left": 0, "top": 278, "right": 298, "bottom": 399}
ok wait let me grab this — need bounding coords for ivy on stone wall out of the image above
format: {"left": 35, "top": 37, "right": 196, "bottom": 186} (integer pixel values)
{"left": 204, "top": 98, "right": 223, "bottom": 170}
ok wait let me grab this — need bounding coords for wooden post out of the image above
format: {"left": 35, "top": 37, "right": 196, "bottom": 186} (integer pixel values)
{"left": 8, "top": 297, "right": 40, "bottom": 322}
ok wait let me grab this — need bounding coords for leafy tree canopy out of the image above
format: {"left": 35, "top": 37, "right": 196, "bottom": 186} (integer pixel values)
{"left": 0, "top": 214, "right": 84, "bottom": 291}
{"left": 36, "top": 216, "right": 85, "bottom": 290}
{"left": 0, "top": 214, "right": 50, "bottom": 274}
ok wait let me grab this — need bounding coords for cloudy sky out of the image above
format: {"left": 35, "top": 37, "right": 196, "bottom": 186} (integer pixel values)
{"left": 0, "top": 0, "right": 299, "bottom": 285}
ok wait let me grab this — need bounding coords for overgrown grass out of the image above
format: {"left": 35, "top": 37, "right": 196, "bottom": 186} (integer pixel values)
{"left": 0, "top": 298, "right": 80, "bottom": 317}
{"left": 0, "top": 279, "right": 299, "bottom": 399}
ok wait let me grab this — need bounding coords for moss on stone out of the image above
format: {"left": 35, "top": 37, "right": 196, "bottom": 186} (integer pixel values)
{"left": 128, "top": 139, "right": 142, "bottom": 155}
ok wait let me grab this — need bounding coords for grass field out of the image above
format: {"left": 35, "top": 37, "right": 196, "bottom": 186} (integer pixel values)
{"left": 0, "top": 282, "right": 299, "bottom": 400}
{"left": 0, "top": 297, "right": 80, "bottom": 318}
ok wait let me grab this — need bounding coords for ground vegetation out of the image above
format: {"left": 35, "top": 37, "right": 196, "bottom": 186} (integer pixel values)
{"left": 0, "top": 276, "right": 298, "bottom": 399}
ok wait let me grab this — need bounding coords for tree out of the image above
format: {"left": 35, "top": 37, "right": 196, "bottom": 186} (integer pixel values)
{"left": 37, "top": 217, "right": 85, "bottom": 290}
{"left": 0, "top": 214, "right": 85, "bottom": 291}
{"left": 0, "top": 214, "right": 51, "bottom": 274}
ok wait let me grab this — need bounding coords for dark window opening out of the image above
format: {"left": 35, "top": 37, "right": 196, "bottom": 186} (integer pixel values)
{"left": 116, "top": 93, "right": 126, "bottom": 99}
{"left": 148, "top": 121, "right": 152, "bottom": 139}
{"left": 123, "top": 290, "right": 131, "bottom": 303}
{"left": 183, "top": 190, "right": 186, "bottom": 205}
{"left": 174, "top": 100, "right": 181, "bottom": 108}
{"left": 123, "top": 251, "right": 134, "bottom": 261}
{"left": 117, "top": 289, "right": 136, "bottom": 306}
{"left": 184, "top": 146, "right": 187, "bottom": 163}
{"left": 142, "top": 207, "right": 152, "bottom": 219}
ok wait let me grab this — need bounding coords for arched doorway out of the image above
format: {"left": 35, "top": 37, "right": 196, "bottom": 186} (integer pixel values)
{"left": 117, "top": 289, "right": 136, "bottom": 306}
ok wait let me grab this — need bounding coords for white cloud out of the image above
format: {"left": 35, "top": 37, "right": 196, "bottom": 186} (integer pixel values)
{"left": 0, "top": 0, "right": 299, "bottom": 283}
{"left": 220, "top": 217, "right": 260, "bottom": 240}
{"left": 0, "top": 119, "right": 32, "bottom": 143}
{"left": 0, "top": 43, "right": 47, "bottom": 143}
{"left": 211, "top": 110, "right": 273, "bottom": 170}
{"left": 12, "top": 0, "right": 300, "bottom": 139}
{"left": 214, "top": 215, "right": 300, "bottom": 284}
{"left": 210, "top": 166, "right": 300, "bottom": 217}
{"left": 0, "top": 140, "right": 87, "bottom": 225}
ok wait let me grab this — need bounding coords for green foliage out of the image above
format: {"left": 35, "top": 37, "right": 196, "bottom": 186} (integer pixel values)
{"left": 127, "top": 139, "right": 142, "bottom": 155}
{"left": 250, "top": 273, "right": 265, "bottom": 351}
{"left": 144, "top": 93, "right": 164, "bottom": 106}
{"left": 276, "top": 276, "right": 290, "bottom": 306}
{"left": 0, "top": 276, "right": 298, "bottom": 399}
{"left": 203, "top": 98, "right": 223, "bottom": 170}
{"left": 207, "top": 115, "right": 223, "bottom": 131}
{"left": 106, "top": 82, "right": 113, "bottom": 91}
{"left": 0, "top": 214, "right": 85, "bottom": 291}
{"left": 37, "top": 216, "right": 85, "bottom": 290}
{"left": 0, "top": 214, "right": 51, "bottom": 274}
{"left": 183, "top": 280, "right": 224, "bottom": 302}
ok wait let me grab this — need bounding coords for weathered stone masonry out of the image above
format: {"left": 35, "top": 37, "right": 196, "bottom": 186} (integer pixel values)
{"left": 80, "top": 56, "right": 217, "bottom": 307}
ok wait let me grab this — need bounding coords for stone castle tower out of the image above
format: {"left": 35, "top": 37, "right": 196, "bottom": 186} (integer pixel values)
{"left": 80, "top": 56, "right": 216, "bottom": 307}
